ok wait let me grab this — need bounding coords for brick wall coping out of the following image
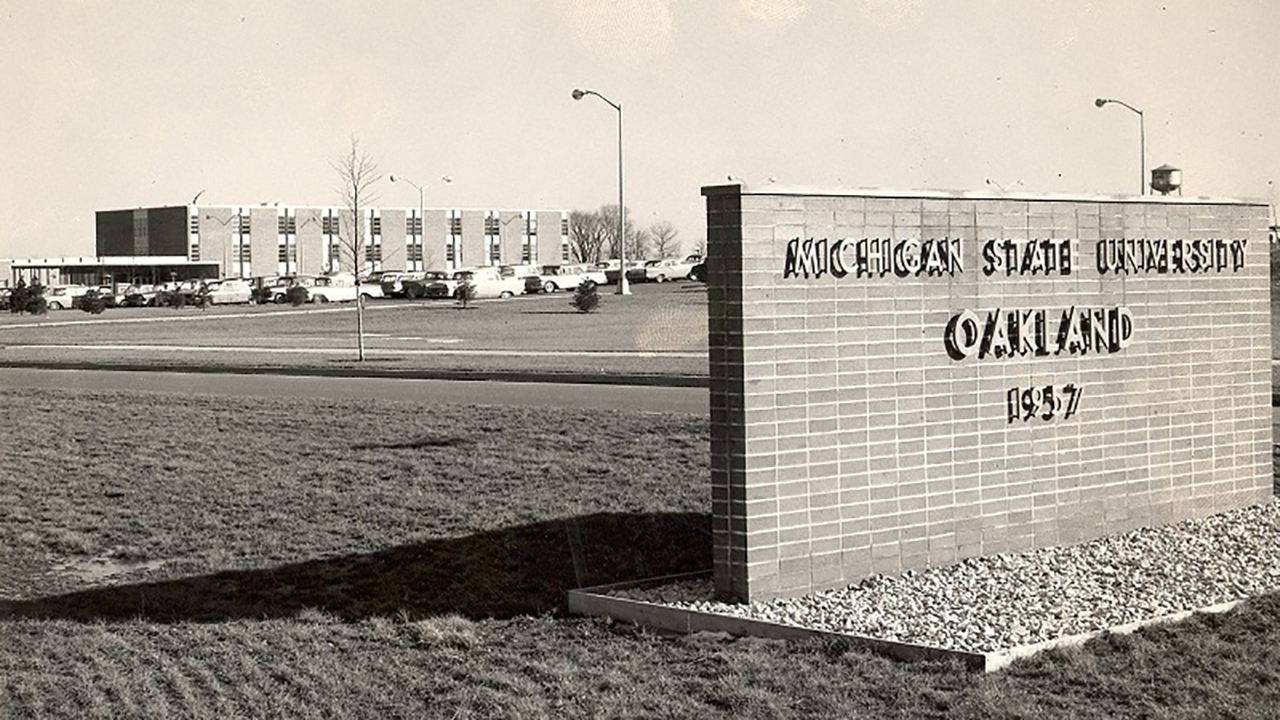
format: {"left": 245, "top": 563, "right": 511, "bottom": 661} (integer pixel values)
{"left": 700, "top": 183, "right": 1268, "bottom": 207}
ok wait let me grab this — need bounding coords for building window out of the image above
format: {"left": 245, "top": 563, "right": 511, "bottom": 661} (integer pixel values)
{"left": 447, "top": 210, "right": 462, "bottom": 269}
{"left": 323, "top": 215, "right": 339, "bottom": 235}
{"left": 562, "top": 238, "right": 570, "bottom": 262}
{"left": 371, "top": 216, "right": 382, "bottom": 236}
{"left": 485, "top": 211, "right": 501, "bottom": 265}
{"left": 238, "top": 214, "right": 251, "bottom": 234}
{"left": 189, "top": 211, "right": 200, "bottom": 261}
{"left": 521, "top": 212, "right": 537, "bottom": 264}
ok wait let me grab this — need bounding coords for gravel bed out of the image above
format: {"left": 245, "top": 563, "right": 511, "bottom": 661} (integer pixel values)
{"left": 609, "top": 499, "right": 1280, "bottom": 653}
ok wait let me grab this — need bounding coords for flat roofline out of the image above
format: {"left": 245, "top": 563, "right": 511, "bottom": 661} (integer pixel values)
{"left": 700, "top": 184, "right": 1270, "bottom": 207}
{"left": 99, "top": 205, "right": 573, "bottom": 214}
{"left": 10, "top": 257, "right": 220, "bottom": 267}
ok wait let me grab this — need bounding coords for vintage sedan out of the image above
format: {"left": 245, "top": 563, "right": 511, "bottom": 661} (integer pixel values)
{"left": 644, "top": 255, "right": 703, "bottom": 282}
{"left": 265, "top": 275, "right": 320, "bottom": 303}
{"left": 120, "top": 284, "right": 159, "bottom": 307}
{"left": 307, "top": 273, "right": 363, "bottom": 303}
{"left": 205, "top": 279, "right": 253, "bottom": 305}
{"left": 44, "top": 285, "right": 90, "bottom": 310}
{"left": 402, "top": 271, "right": 453, "bottom": 299}
{"left": 454, "top": 268, "right": 524, "bottom": 299}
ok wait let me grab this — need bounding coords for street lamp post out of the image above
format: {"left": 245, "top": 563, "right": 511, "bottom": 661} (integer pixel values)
{"left": 390, "top": 174, "right": 452, "bottom": 271}
{"left": 1095, "top": 97, "right": 1145, "bottom": 195}
{"left": 572, "top": 87, "right": 630, "bottom": 295}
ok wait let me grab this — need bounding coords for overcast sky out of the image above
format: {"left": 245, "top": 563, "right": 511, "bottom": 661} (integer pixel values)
{"left": 2, "top": 0, "right": 1276, "bottom": 260}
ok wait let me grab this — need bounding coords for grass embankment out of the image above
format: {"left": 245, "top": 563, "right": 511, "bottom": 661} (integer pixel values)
{"left": 3, "top": 387, "right": 1280, "bottom": 718}
{"left": 0, "top": 282, "right": 709, "bottom": 379}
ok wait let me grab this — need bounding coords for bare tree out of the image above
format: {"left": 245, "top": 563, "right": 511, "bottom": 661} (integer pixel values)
{"left": 599, "top": 204, "right": 641, "bottom": 261}
{"left": 331, "top": 135, "right": 382, "bottom": 361}
{"left": 627, "top": 225, "right": 650, "bottom": 262}
{"left": 568, "top": 209, "right": 608, "bottom": 264}
{"left": 648, "top": 220, "right": 680, "bottom": 259}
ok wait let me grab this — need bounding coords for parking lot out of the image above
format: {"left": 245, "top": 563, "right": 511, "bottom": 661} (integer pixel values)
{"left": 0, "top": 280, "right": 709, "bottom": 380}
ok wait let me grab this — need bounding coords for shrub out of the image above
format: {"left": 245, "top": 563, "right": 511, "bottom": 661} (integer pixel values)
{"left": 154, "top": 290, "right": 186, "bottom": 309}
{"left": 572, "top": 280, "right": 600, "bottom": 313}
{"left": 11, "top": 281, "right": 47, "bottom": 315}
{"left": 192, "top": 284, "right": 212, "bottom": 309}
{"left": 285, "top": 285, "right": 309, "bottom": 306}
{"left": 8, "top": 282, "right": 29, "bottom": 314}
{"left": 77, "top": 288, "right": 108, "bottom": 314}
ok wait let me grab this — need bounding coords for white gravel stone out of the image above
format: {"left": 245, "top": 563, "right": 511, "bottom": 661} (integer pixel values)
{"left": 608, "top": 499, "right": 1280, "bottom": 652}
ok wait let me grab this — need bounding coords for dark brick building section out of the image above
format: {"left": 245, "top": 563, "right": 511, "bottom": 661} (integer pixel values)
{"left": 96, "top": 207, "right": 189, "bottom": 257}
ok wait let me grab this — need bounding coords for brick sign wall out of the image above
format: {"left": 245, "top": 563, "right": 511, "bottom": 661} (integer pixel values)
{"left": 704, "top": 186, "right": 1273, "bottom": 603}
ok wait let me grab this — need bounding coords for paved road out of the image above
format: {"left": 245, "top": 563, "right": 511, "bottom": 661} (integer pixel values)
{"left": 0, "top": 367, "right": 710, "bottom": 415}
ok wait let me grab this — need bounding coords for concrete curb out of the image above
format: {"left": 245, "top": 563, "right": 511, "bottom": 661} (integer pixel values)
{"left": 568, "top": 572, "right": 1248, "bottom": 673}
{"left": 0, "top": 359, "right": 710, "bottom": 388}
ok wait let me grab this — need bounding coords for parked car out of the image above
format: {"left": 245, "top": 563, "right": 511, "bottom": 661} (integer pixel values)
{"left": 379, "top": 271, "right": 417, "bottom": 298}
{"left": 625, "top": 260, "right": 660, "bottom": 284}
{"left": 71, "top": 285, "right": 120, "bottom": 310}
{"left": 120, "top": 284, "right": 158, "bottom": 307}
{"left": 350, "top": 276, "right": 383, "bottom": 299}
{"left": 455, "top": 267, "right": 525, "bottom": 299}
{"left": 419, "top": 270, "right": 470, "bottom": 299}
{"left": 83, "top": 284, "right": 125, "bottom": 307}
{"left": 500, "top": 264, "right": 542, "bottom": 287}
{"left": 528, "top": 264, "right": 607, "bottom": 293}
{"left": 205, "top": 279, "right": 253, "bottom": 305}
{"left": 645, "top": 255, "right": 703, "bottom": 282}
{"left": 605, "top": 260, "right": 646, "bottom": 285}
{"left": 265, "top": 275, "right": 319, "bottom": 303}
{"left": 688, "top": 261, "right": 707, "bottom": 282}
{"left": 44, "top": 285, "right": 90, "bottom": 310}
{"left": 307, "top": 273, "right": 361, "bottom": 303}
{"left": 402, "top": 270, "right": 453, "bottom": 299}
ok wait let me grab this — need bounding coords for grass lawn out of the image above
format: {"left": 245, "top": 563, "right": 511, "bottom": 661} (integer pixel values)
{"left": 0, "top": 282, "right": 709, "bottom": 379}
{"left": 4, "top": 387, "right": 1280, "bottom": 718}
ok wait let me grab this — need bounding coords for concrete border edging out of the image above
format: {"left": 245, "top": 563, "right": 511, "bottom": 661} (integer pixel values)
{"left": 568, "top": 574, "right": 1248, "bottom": 673}
{"left": 0, "top": 359, "right": 709, "bottom": 388}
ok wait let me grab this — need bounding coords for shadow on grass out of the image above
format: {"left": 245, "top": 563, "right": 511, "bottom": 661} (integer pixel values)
{"left": 0, "top": 512, "right": 710, "bottom": 624}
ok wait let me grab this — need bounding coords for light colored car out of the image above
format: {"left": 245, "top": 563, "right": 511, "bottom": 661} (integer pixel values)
{"left": 456, "top": 268, "right": 525, "bottom": 299}
{"left": 206, "top": 279, "right": 253, "bottom": 305}
{"left": 531, "top": 264, "right": 607, "bottom": 293}
{"left": 379, "top": 271, "right": 416, "bottom": 298}
{"left": 500, "top": 264, "right": 542, "bottom": 283}
{"left": 44, "top": 285, "right": 90, "bottom": 310}
{"left": 307, "top": 273, "right": 362, "bottom": 303}
{"left": 645, "top": 255, "right": 704, "bottom": 282}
